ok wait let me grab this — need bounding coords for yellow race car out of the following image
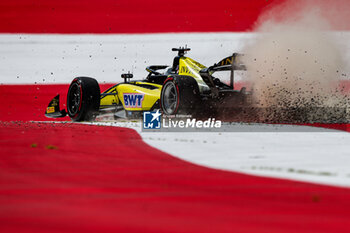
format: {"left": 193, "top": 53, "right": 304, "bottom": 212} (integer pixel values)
{"left": 45, "top": 47, "right": 249, "bottom": 121}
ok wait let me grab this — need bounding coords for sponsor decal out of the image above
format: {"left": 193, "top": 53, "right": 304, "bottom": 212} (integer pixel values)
{"left": 143, "top": 110, "right": 161, "bottom": 129}
{"left": 123, "top": 93, "right": 144, "bottom": 108}
{"left": 162, "top": 118, "right": 222, "bottom": 128}
{"left": 180, "top": 65, "right": 193, "bottom": 75}
{"left": 180, "top": 58, "right": 205, "bottom": 75}
{"left": 143, "top": 111, "right": 222, "bottom": 131}
{"left": 46, "top": 106, "right": 55, "bottom": 113}
{"left": 219, "top": 57, "right": 233, "bottom": 66}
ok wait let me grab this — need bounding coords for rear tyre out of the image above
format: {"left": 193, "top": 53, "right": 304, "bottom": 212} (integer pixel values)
{"left": 160, "top": 75, "right": 200, "bottom": 115}
{"left": 67, "top": 77, "right": 100, "bottom": 121}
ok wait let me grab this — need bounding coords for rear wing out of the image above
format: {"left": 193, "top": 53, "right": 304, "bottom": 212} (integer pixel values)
{"left": 200, "top": 53, "right": 246, "bottom": 89}
{"left": 214, "top": 53, "right": 246, "bottom": 71}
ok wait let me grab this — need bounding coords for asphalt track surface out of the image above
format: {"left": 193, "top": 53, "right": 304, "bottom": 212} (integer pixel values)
{"left": 1, "top": 0, "right": 350, "bottom": 232}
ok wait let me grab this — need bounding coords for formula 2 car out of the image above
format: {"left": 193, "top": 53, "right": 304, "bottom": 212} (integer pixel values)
{"left": 45, "top": 47, "right": 250, "bottom": 121}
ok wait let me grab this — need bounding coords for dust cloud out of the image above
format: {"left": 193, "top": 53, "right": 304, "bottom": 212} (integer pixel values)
{"left": 241, "top": 0, "right": 350, "bottom": 123}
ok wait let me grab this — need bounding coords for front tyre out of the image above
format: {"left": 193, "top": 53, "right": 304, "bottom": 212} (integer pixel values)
{"left": 67, "top": 77, "right": 100, "bottom": 121}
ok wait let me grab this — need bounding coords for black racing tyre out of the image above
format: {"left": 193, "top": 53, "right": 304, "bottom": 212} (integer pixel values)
{"left": 67, "top": 77, "right": 100, "bottom": 121}
{"left": 160, "top": 75, "right": 200, "bottom": 115}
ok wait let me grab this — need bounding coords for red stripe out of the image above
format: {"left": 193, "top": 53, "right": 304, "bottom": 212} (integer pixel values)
{"left": 0, "top": 0, "right": 277, "bottom": 33}
{"left": 1, "top": 0, "right": 350, "bottom": 33}
{"left": 0, "top": 121, "right": 350, "bottom": 233}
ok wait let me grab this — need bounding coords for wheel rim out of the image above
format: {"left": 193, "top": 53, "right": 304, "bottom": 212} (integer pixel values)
{"left": 162, "top": 81, "right": 178, "bottom": 115}
{"left": 68, "top": 82, "right": 81, "bottom": 116}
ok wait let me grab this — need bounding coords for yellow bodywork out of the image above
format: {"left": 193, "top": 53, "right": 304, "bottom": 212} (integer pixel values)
{"left": 100, "top": 81, "right": 162, "bottom": 111}
{"left": 178, "top": 57, "right": 209, "bottom": 92}
{"left": 99, "top": 57, "right": 209, "bottom": 112}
